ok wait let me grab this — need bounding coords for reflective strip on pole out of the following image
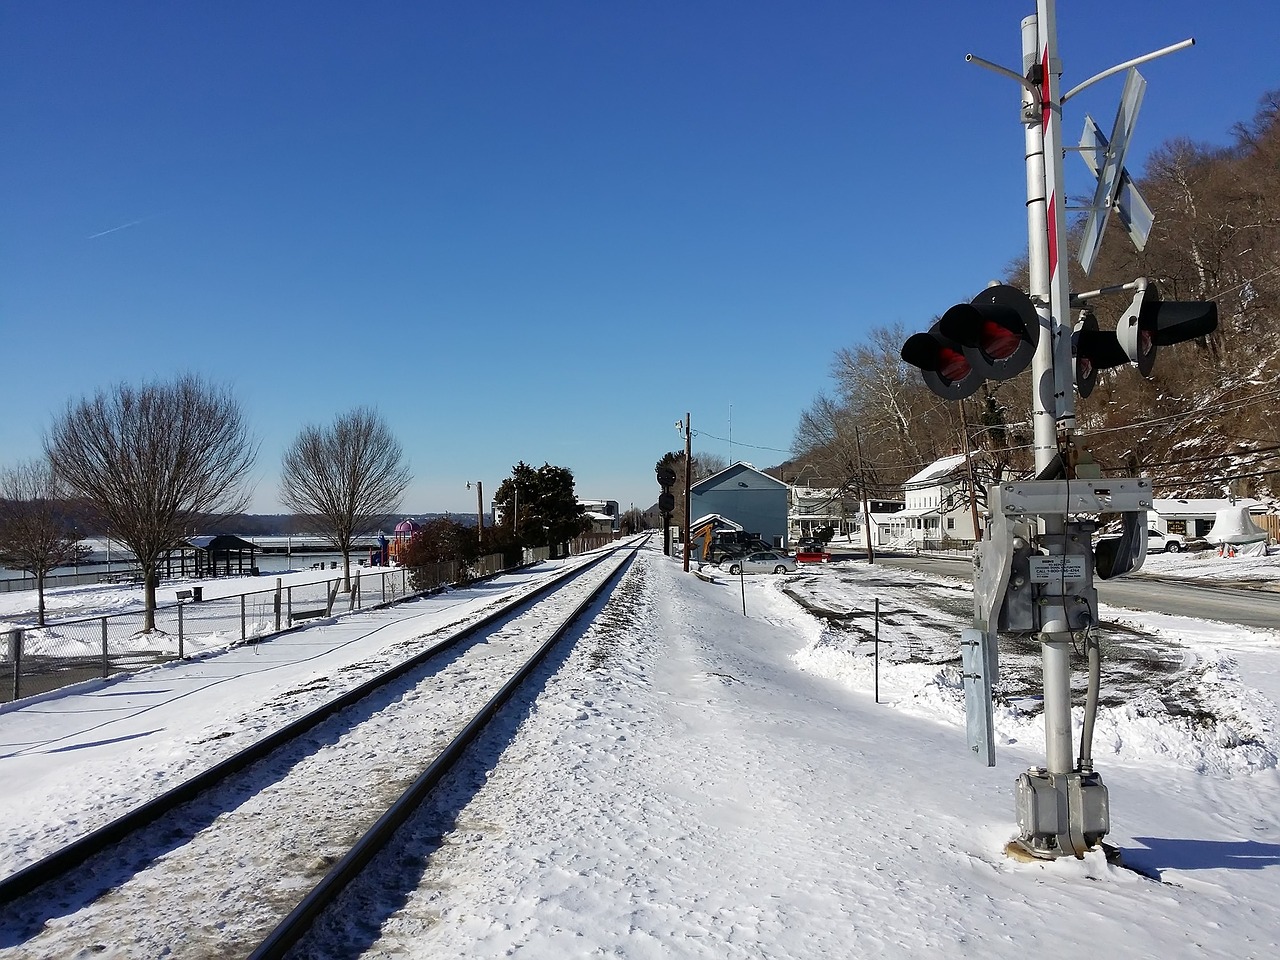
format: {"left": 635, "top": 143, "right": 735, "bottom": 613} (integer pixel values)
{"left": 1036, "top": 0, "right": 1076, "bottom": 435}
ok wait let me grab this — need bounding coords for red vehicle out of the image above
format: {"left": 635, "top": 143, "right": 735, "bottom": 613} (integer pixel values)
{"left": 793, "top": 550, "right": 830, "bottom": 563}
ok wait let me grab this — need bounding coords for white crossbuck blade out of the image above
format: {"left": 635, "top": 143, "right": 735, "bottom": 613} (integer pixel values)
{"left": 1078, "top": 68, "right": 1155, "bottom": 274}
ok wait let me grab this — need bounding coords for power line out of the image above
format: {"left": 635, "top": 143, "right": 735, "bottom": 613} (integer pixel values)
{"left": 690, "top": 430, "right": 793, "bottom": 456}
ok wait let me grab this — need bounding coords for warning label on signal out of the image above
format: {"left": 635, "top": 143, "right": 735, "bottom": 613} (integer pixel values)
{"left": 1028, "top": 555, "right": 1087, "bottom": 582}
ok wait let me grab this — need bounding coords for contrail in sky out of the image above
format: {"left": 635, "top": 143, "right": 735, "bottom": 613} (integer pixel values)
{"left": 86, "top": 216, "right": 152, "bottom": 240}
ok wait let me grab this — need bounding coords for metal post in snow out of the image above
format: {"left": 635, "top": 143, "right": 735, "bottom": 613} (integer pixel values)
{"left": 274, "top": 579, "right": 282, "bottom": 633}
{"left": 10, "top": 629, "right": 22, "bottom": 701}
{"left": 874, "top": 598, "right": 881, "bottom": 703}
{"left": 102, "top": 617, "right": 110, "bottom": 678}
{"left": 241, "top": 594, "right": 247, "bottom": 642}
{"left": 176, "top": 606, "right": 183, "bottom": 660}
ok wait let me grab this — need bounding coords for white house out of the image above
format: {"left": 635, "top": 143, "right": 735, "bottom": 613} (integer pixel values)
{"left": 898, "top": 453, "right": 982, "bottom": 546}
{"left": 787, "top": 484, "right": 847, "bottom": 540}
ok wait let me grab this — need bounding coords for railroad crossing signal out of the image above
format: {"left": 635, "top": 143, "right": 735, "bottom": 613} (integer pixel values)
{"left": 1073, "top": 279, "right": 1219, "bottom": 397}
{"left": 1078, "top": 69, "right": 1154, "bottom": 274}
{"left": 656, "top": 466, "right": 677, "bottom": 556}
{"left": 901, "top": 284, "right": 1039, "bottom": 400}
{"left": 958, "top": 0, "right": 1205, "bottom": 863}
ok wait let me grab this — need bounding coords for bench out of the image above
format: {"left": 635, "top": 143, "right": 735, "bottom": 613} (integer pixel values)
{"left": 290, "top": 607, "right": 329, "bottom": 623}
{"left": 176, "top": 589, "right": 194, "bottom": 602}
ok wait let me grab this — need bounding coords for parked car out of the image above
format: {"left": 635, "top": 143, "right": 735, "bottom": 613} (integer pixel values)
{"left": 1147, "top": 529, "right": 1186, "bottom": 553}
{"left": 719, "top": 551, "right": 798, "bottom": 575}
{"left": 706, "top": 542, "right": 747, "bottom": 564}
{"left": 1096, "top": 528, "right": 1186, "bottom": 554}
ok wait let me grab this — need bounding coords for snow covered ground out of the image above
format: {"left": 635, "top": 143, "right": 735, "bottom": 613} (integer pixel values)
{"left": 1, "top": 541, "right": 1278, "bottom": 957}
{"left": 1128, "top": 543, "right": 1280, "bottom": 587}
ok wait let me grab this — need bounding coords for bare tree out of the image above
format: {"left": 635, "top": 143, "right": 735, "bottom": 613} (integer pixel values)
{"left": 279, "top": 407, "right": 410, "bottom": 589}
{"left": 0, "top": 458, "right": 89, "bottom": 626}
{"left": 45, "top": 375, "right": 258, "bottom": 631}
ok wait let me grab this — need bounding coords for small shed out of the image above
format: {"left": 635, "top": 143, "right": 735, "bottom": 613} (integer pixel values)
{"left": 1153, "top": 497, "right": 1267, "bottom": 538}
{"left": 179, "top": 535, "right": 260, "bottom": 578}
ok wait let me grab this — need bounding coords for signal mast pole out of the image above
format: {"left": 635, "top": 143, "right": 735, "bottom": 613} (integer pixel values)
{"left": 1023, "top": 0, "right": 1078, "bottom": 795}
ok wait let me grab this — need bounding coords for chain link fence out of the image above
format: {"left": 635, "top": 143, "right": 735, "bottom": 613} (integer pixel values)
{"left": 1, "top": 562, "right": 486, "bottom": 703}
{"left": 0, "top": 542, "right": 607, "bottom": 704}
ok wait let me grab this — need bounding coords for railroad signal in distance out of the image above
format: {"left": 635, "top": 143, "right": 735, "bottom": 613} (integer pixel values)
{"left": 901, "top": 284, "right": 1040, "bottom": 400}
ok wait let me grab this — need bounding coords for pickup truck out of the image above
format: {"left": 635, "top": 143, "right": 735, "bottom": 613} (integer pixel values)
{"left": 1097, "top": 528, "right": 1185, "bottom": 554}
{"left": 1147, "top": 529, "right": 1186, "bottom": 553}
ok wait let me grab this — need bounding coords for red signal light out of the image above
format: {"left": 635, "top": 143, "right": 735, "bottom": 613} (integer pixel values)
{"left": 979, "top": 320, "right": 1023, "bottom": 360}
{"left": 938, "top": 347, "right": 972, "bottom": 382}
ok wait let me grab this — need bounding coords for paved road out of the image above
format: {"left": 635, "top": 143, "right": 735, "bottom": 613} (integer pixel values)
{"left": 872, "top": 554, "right": 1280, "bottom": 631}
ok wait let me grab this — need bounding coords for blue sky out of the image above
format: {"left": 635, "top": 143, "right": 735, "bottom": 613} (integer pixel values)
{"left": 3, "top": 1, "right": 1275, "bottom": 517}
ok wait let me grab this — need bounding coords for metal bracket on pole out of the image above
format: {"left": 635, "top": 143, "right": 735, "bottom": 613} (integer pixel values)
{"left": 961, "top": 628, "right": 997, "bottom": 766}
{"left": 990, "top": 477, "right": 1152, "bottom": 518}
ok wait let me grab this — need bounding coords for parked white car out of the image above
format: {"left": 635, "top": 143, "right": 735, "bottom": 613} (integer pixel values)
{"left": 719, "top": 551, "right": 798, "bottom": 575}
{"left": 1147, "top": 529, "right": 1186, "bottom": 553}
{"left": 1096, "top": 527, "right": 1186, "bottom": 554}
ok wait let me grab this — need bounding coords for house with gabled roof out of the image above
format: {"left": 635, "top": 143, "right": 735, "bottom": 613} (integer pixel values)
{"left": 899, "top": 453, "right": 981, "bottom": 546}
{"left": 689, "top": 462, "right": 789, "bottom": 549}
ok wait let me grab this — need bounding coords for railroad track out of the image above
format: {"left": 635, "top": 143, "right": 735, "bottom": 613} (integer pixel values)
{"left": 0, "top": 540, "right": 644, "bottom": 958}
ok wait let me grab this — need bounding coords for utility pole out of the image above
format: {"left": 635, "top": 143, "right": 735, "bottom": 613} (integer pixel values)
{"left": 854, "top": 427, "right": 875, "bottom": 564}
{"left": 958, "top": 402, "right": 982, "bottom": 542}
{"left": 682, "top": 413, "right": 692, "bottom": 573}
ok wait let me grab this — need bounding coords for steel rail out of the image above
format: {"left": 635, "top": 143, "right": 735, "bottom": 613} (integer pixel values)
{"left": 0, "top": 545, "right": 628, "bottom": 907}
{"left": 247, "top": 543, "right": 641, "bottom": 960}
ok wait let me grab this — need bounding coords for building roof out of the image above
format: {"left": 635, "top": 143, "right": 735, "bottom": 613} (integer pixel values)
{"left": 904, "top": 454, "right": 969, "bottom": 487}
{"left": 1153, "top": 497, "right": 1267, "bottom": 517}
{"left": 184, "top": 535, "right": 258, "bottom": 552}
{"left": 691, "top": 461, "right": 788, "bottom": 493}
{"left": 790, "top": 486, "right": 843, "bottom": 500}
{"left": 690, "top": 514, "right": 743, "bottom": 532}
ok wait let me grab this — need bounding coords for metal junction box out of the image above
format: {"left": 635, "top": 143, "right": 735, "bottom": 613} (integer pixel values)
{"left": 1015, "top": 768, "right": 1110, "bottom": 857}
